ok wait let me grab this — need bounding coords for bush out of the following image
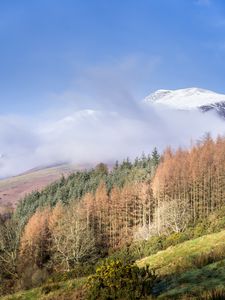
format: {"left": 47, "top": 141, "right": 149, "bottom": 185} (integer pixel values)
{"left": 193, "top": 221, "right": 208, "bottom": 238}
{"left": 108, "top": 236, "right": 166, "bottom": 265}
{"left": 163, "top": 232, "right": 188, "bottom": 248}
{"left": 107, "top": 245, "right": 137, "bottom": 263}
{"left": 87, "top": 259, "right": 157, "bottom": 300}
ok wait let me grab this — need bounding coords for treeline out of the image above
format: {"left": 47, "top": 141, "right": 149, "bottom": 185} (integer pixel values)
{"left": 15, "top": 149, "right": 160, "bottom": 228}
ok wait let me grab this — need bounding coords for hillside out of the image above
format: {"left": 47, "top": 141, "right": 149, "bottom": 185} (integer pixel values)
{"left": 2, "top": 230, "right": 225, "bottom": 300}
{"left": 0, "top": 164, "right": 78, "bottom": 210}
{"left": 1, "top": 139, "right": 225, "bottom": 299}
{"left": 138, "top": 230, "right": 225, "bottom": 299}
{"left": 138, "top": 230, "right": 225, "bottom": 275}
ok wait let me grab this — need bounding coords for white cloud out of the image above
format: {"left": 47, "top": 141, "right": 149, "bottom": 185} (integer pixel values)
{"left": 0, "top": 103, "right": 224, "bottom": 178}
{"left": 0, "top": 57, "right": 224, "bottom": 178}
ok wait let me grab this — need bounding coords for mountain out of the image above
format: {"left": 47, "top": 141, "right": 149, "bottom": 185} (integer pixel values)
{"left": 144, "top": 87, "right": 225, "bottom": 118}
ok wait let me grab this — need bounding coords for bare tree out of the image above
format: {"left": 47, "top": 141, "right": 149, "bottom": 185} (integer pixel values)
{"left": 51, "top": 203, "right": 96, "bottom": 271}
{"left": 155, "top": 198, "right": 191, "bottom": 235}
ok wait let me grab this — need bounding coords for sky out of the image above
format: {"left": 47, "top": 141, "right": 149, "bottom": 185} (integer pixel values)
{"left": 1, "top": 0, "right": 225, "bottom": 176}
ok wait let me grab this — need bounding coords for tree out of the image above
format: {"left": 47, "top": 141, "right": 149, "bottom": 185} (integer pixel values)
{"left": 0, "top": 217, "right": 19, "bottom": 278}
{"left": 154, "top": 198, "right": 191, "bottom": 234}
{"left": 51, "top": 202, "right": 96, "bottom": 271}
{"left": 95, "top": 163, "right": 108, "bottom": 175}
{"left": 19, "top": 208, "right": 51, "bottom": 269}
{"left": 151, "top": 147, "right": 160, "bottom": 170}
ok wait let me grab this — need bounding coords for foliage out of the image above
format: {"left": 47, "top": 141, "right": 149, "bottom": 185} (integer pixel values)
{"left": 0, "top": 217, "right": 20, "bottom": 280}
{"left": 87, "top": 259, "right": 157, "bottom": 300}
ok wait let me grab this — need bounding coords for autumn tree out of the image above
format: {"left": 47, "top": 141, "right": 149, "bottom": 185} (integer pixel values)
{"left": 19, "top": 208, "right": 51, "bottom": 269}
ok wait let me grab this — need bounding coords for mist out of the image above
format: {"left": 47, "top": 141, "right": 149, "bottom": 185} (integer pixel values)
{"left": 0, "top": 103, "right": 224, "bottom": 178}
{"left": 1, "top": 59, "right": 225, "bottom": 178}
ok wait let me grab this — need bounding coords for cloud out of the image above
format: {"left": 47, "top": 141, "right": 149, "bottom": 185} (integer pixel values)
{"left": 0, "top": 57, "right": 224, "bottom": 178}
{"left": 0, "top": 103, "right": 224, "bottom": 178}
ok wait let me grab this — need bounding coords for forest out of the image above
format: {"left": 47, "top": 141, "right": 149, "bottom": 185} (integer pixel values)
{"left": 0, "top": 135, "right": 225, "bottom": 299}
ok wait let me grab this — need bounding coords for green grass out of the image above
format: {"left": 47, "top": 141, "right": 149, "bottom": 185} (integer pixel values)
{"left": 157, "top": 259, "right": 225, "bottom": 299}
{"left": 1, "top": 278, "right": 86, "bottom": 300}
{"left": 137, "top": 230, "right": 225, "bottom": 276}
{"left": 137, "top": 230, "right": 225, "bottom": 299}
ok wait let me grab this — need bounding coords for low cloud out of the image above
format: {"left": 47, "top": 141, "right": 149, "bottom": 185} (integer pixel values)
{"left": 0, "top": 104, "right": 224, "bottom": 178}
{"left": 0, "top": 58, "right": 225, "bottom": 178}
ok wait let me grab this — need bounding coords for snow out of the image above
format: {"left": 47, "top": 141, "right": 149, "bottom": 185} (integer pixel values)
{"left": 144, "top": 87, "right": 225, "bottom": 110}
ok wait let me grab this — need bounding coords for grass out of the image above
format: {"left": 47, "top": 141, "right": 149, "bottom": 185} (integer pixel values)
{"left": 157, "top": 259, "right": 225, "bottom": 299}
{"left": 137, "top": 230, "right": 225, "bottom": 276}
{"left": 1, "top": 278, "right": 86, "bottom": 300}
{"left": 137, "top": 230, "right": 225, "bottom": 299}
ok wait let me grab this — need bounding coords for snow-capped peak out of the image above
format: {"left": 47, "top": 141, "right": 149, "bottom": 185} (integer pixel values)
{"left": 144, "top": 87, "right": 225, "bottom": 110}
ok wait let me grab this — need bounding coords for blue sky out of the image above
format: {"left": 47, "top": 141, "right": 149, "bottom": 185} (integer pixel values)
{"left": 1, "top": 0, "right": 225, "bottom": 116}
{"left": 1, "top": 0, "right": 225, "bottom": 177}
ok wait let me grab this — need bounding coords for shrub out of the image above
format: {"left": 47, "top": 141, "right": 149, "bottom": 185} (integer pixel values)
{"left": 87, "top": 259, "right": 157, "bottom": 300}
{"left": 107, "top": 245, "right": 137, "bottom": 263}
{"left": 163, "top": 232, "right": 188, "bottom": 248}
{"left": 193, "top": 221, "right": 208, "bottom": 238}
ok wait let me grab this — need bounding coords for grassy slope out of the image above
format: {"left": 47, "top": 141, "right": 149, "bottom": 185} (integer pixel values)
{"left": 138, "top": 230, "right": 225, "bottom": 276}
{"left": 157, "top": 259, "right": 225, "bottom": 299}
{"left": 1, "top": 278, "right": 86, "bottom": 300}
{"left": 138, "top": 230, "right": 225, "bottom": 299}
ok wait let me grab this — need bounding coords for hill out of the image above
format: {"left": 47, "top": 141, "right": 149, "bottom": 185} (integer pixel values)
{"left": 0, "top": 164, "right": 77, "bottom": 210}
{"left": 0, "top": 138, "right": 225, "bottom": 299}
{"left": 138, "top": 230, "right": 225, "bottom": 299}
{"left": 2, "top": 230, "right": 225, "bottom": 300}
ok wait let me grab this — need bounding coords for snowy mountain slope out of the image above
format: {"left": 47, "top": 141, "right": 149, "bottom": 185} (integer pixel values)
{"left": 144, "top": 88, "right": 225, "bottom": 117}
